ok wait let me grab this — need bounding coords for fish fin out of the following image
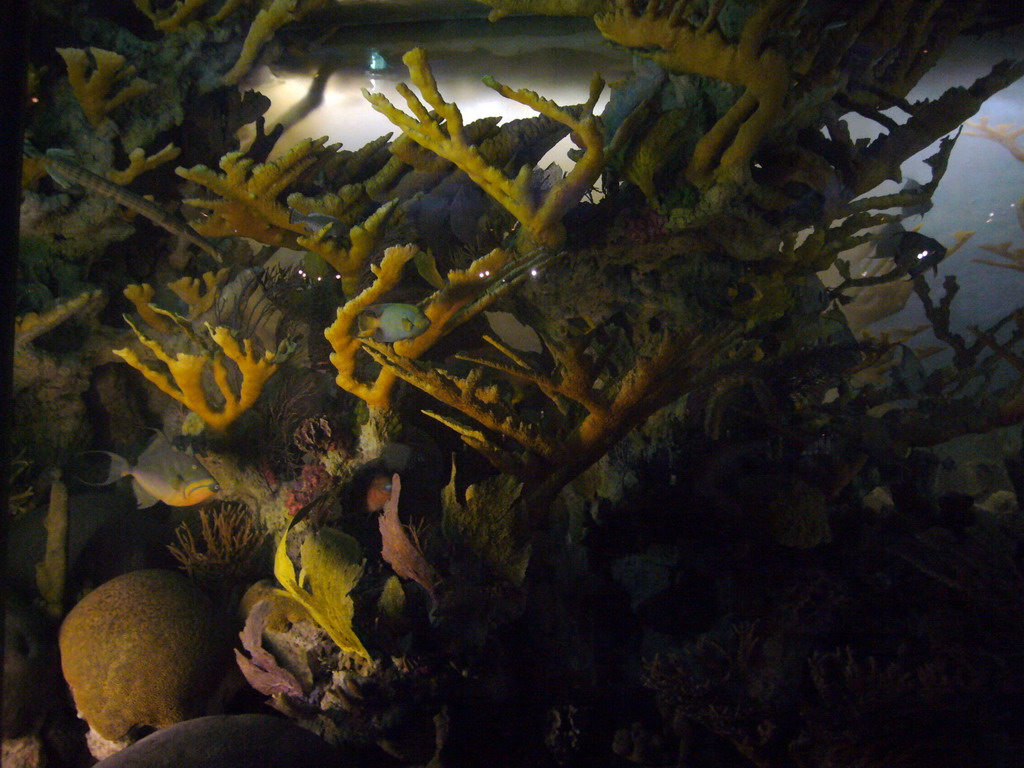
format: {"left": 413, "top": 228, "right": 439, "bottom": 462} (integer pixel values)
{"left": 132, "top": 478, "right": 161, "bottom": 508}
{"left": 137, "top": 430, "right": 175, "bottom": 463}
{"left": 356, "top": 313, "right": 379, "bottom": 338}
{"left": 75, "top": 451, "right": 131, "bottom": 485}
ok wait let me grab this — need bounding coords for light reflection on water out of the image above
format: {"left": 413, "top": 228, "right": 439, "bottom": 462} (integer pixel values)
{"left": 246, "top": 30, "right": 632, "bottom": 171}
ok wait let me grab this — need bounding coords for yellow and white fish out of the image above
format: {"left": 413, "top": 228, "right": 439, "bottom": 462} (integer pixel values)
{"left": 356, "top": 303, "right": 430, "bottom": 343}
{"left": 94, "top": 432, "right": 219, "bottom": 508}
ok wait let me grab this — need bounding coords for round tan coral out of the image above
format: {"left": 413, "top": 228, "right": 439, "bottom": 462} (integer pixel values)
{"left": 58, "top": 569, "right": 223, "bottom": 741}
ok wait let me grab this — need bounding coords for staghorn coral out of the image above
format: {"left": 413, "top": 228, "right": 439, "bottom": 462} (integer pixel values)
{"left": 123, "top": 282, "right": 173, "bottom": 333}
{"left": 177, "top": 137, "right": 332, "bottom": 243}
{"left": 166, "top": 268, "right": 233, "bottom": 318}
{"left": 364, "top": 48, "right": 609, "bottom": 251}
{"left": 132, "top": 0, "right": 248, "bottom": 33}
{"left": 114, "top": 277, "right": 292, "bottom": 432}
{"left": 322, "top": 244, "right": 420, "bottom": 408}
{"left": 13, "top": 290, "right": 121, "bottom": 458}
{"left": 471, "top": 0, "right": 608, "bottom": 20}
{"left": 324, "top": 244, "right": 553, "bottom": 409}
{"left": 368, "top": 304, "right": 738, "bottom": 516}
{"left": 57, "top": 47, "right": 154, "bottom": 128}
{"left": 108, "top": 143, "right": 181, "bottom": 186}
{"left": 221, "top": 0, "right": 327, "bottom": 86}
{"left": 596, "top": 0, "right": 792, "bottom": 187}
{"left": 974, "top": 241, "right": 1024, "bottom": 272}
{"left": 114, "top": 318, "right": 285, "bottom": 432}
{"left": 294, "top": 198, "right": 398, "bottom": 298}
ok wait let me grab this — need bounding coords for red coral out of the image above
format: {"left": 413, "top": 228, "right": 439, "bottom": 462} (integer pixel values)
{"left": 284, "top": 461, "right": 331, "bottom": 516}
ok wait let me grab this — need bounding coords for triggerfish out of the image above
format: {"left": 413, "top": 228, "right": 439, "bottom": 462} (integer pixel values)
{"left": 93, "top": 432, "right": 220, "bottom": 508}
{"left": 357, "top": 303, "right": 430, "bottom": 343}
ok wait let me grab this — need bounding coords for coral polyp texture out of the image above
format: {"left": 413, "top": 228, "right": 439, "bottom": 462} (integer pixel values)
{"left": 58, "top": 570, "right": 223, "bottom": 741}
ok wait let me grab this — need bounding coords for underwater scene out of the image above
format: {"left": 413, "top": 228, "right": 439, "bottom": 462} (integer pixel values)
{"left": 6, "top": 0, "right": 1024, "bottom": 765}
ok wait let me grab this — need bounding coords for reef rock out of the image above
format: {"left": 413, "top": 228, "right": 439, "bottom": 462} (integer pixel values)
{"left": 58, "top": 569, "right": 224, "bottom": 743}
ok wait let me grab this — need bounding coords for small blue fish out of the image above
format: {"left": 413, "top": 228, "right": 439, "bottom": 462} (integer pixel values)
{"left": 90, "top": 432, "right": 219, "bottom": 508}
{"left": 357, "top": 303, "right": 430, "bottom": 343}
{"left": 288, "top": 209, "right": 346, "bottom": 239}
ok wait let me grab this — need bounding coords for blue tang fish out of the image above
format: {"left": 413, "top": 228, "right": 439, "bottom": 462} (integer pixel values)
{"left": 357, "top": 303, "right": 430, "bottom": 343}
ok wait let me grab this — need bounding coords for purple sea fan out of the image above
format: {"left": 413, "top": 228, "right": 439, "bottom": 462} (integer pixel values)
{"left": 234, "top": 600, "right": 307, "bottom": 702}
{"left": 379, "top": 474, "right": 440, "bottom": 601}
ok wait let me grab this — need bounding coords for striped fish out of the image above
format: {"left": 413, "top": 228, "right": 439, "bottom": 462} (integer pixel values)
{"left": 24, "top": 142, "right": 223, "bottom": 263}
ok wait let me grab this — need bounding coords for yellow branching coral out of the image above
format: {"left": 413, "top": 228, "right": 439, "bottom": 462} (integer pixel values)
{"left": 114, "top": 318, "right": 281, "bottom": 432}
{"left": 108, "top": 143, "right": 181, "bottom": 186}
{"left": 596, "top": 0, "right": 792, "bottom": 186}
{"left": 324, "top": 244, "right": 419, "bottom": 408}
{"left": 133, "top": 0, "right": 247, "bottom": 33}
{"left": 286, "top": 186, "right": 366, "bottom": 229}
{"left": 177, "top": 137, "right": 330, "bottom": 243}
{"left": 392, "top": 248, "right": 516, "bottom": 359}
{"left": 221, "top": 0, "right": 327, "bottom": 86}
{"left": 324, "top": 244, "right": 536, "bottom": 409}
{"left": 57, "top": 47, "right": 154, "bottom": 127}
{"left": 364, "top": 48, "right": 607, "bottom": 250}
{"left": 368, "top": 321, "right": 737, "bottom": 511}
{"left": 974, "top": 242, "right": 1024, "bottom": 272}
{"left": 123, "top": 283, "right": 173, "bottom": 334}
{"left": 167, "top": 268, "right": 232, "bottom": 318}
{"left": 294, "top": 199, "right": 398, "bottom": 298}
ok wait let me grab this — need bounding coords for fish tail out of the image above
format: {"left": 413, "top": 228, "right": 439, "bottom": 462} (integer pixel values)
{"left": 97, "top": 452, "right": 131, "bottom": 484}
{"left": 75, "top": 451, "right": 130, "bottom": 485}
